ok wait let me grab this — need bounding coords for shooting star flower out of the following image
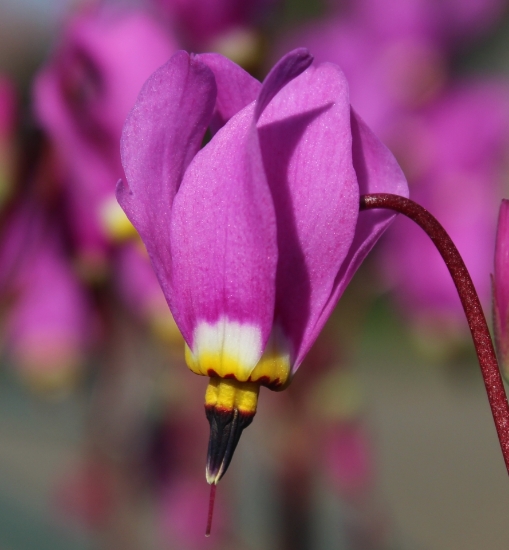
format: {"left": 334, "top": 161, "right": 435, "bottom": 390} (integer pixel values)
{"left": 117, "top": 48, "right": 408, "bottom": 486}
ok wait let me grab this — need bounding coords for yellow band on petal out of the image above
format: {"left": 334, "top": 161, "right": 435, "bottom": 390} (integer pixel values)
{"left": 185, "top": 340, "right": 291, "bottom": 389}
{"left": 185, "top": 344, "right": 247, "bottom": 379}
{"left": 249, "top": 344, "right": 291, "bottom": 390}
{"left": 185, "top": 319, "right": 292, "bottom": 389}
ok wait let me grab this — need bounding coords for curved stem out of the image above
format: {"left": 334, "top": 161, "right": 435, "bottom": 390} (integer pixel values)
{"left": 361, "top": 193, "right": 509, "bottom": 475}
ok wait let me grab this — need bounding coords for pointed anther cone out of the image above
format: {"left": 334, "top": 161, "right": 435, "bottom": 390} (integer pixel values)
{"left": 204, "top": 378, "right": 259, "bottom": 484}
{"left": 203, "top": 378, "right": 259, "bottom": 536}
{"left": 205, "top": 404, "right": 255, "bottom": 484}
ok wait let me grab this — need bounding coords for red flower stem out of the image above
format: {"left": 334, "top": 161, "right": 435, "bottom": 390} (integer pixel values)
{"left": 360, "top": 193, "right": 509, "bottom": 475}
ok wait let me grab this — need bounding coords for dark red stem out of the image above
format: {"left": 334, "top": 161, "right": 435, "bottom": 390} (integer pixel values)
{"left": 361, "top": 193, "right": 509, "bottom": 475}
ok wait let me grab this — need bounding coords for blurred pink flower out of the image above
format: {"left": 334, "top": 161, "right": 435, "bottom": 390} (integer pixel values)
{"left": 0, "top": 203, "right": 93, "bottom": 392}
{"left": 380, "top": 81, "right": 509, "bottom": 328}
{"left": 33, "top": 7, "right": 176, "bottom": 264}
{"left": 153, "top": 0, "right": 275, "bottom": 48}
{"left": 275, "top": 15, "right": 446, "bottom": 134}
{"left": 276, "top": 0, "right": 505, "bottom": 137}
{"left": 351, "top": 0, "right": 506, "bottom": 48}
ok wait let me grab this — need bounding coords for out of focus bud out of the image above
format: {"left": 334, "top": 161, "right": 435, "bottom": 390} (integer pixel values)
{"left": 99, "top": 193, "right": 138, "bottom": 242}
{"left": 154, "top": 0, "right": 275, "bottom": 50}
{"left": 6, "top": 244, "right": 93, "bottom": 396}
{"left": 0, "top": 205, "right": 93, "bottom": 397}
{"left": 493, "top": 199, "right": 509, "bottom": 380}
{"left": 33, "top": 7, "right": 176, "bottom": 269}
{"left": 208, "top": 26, "right": 262, "bottom": 70}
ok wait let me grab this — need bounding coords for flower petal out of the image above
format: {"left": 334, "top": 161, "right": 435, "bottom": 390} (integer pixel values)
{"left": 336, "top": 110, "right": 409, "bottom": 291}
{"left": 255, "top": 48, "right": 314, "bottom": 121}
{"left": 309, "top": 110, "right": 409, "bottom": 361}
{"left": 118, "top": 50, "right": 216, "bottom": 300}
{"left": 194, "top": 52, "right": 261, "bottom": 133}
{"left": 170, "top": 103, "right": 277, "bottom": 378}
{"left": 170, "top": 50, "right": 317, "bottom": 379}
{"left": 494, "top": 199, "right": 509, "bottom": 372}
{"left": 257, "top": 62, "right": 359, "bottom": 370}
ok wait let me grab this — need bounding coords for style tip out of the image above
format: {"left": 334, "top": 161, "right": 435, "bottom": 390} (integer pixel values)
{"left": 205, "top": 482, "right": 217, "bottom": 537}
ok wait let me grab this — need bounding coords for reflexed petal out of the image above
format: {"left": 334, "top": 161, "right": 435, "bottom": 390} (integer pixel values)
{"left": 258, "top": 62, "right": 359, "bottom": 370}
{"left": 195, "top": 52, "right": 261, "bottom": 133}
{"left": 118, "top": 50, "right": 216, "bottom": 301}
{"left": 255, "top": 48, "right": 313, "bottom": 121}
{"left": 170, "top": 104, "right": 277, "bottom": 376}
{"left": 310, "top": 109, "right": 409, "bottom": 362}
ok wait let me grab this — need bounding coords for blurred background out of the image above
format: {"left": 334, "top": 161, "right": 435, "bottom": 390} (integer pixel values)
{"left": 1, "top": 0, "right": 509, "bottom": 548}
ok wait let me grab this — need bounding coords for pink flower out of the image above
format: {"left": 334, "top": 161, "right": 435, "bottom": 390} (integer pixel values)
{"left": 275, "top": 15, "right": 446, "bottom": 135}
{"left": 33, "top": 8, "right": 176, "bottom": 262}
{"left": 118, "top": 47, "right": 407, "bottom": 415}
{"left": 380, "top": 82, "right": 509, "bottom": 329}
{"left": 0, "top": 204, "right": 93, "bottom": 393}
{"left": 153, "top": 0, "right": 275, "bottom": 48}
{"left": 276, "top": 0, "right": 505, "bottom": 137}
{"left": 351, "top": 0, "right": 505, "bottom": 48}
{"left": 493, "top": 200, "right": 509, "bottom": 378}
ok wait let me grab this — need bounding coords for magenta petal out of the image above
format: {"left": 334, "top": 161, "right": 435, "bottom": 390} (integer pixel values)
{"left": 170, "top": 104, "right": 277, "bottom": 352}
{"left": 258, "top": 62, "right": 359, "bottom": 369}
{"left": 118, "top": 50, "right": 216, "bottom": 300}
{"left": 494, "top": 199, "right": 509, "bottom": 370}
{"left": 310, "top": 110, "right": 409, "bottom": 358}
{"left": 347, "top": 110, "right": 409, "bottom": 269}
{"left": 194, "top": 53, "right": 261, "bottom": 133}
{"left": 255, "top": 48, "right": 313, "bottom": 121}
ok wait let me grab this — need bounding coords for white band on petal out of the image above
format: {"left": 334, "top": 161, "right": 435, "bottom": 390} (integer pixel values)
{"left": 186, "top": 316, "right": 263, "bottom": 380}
